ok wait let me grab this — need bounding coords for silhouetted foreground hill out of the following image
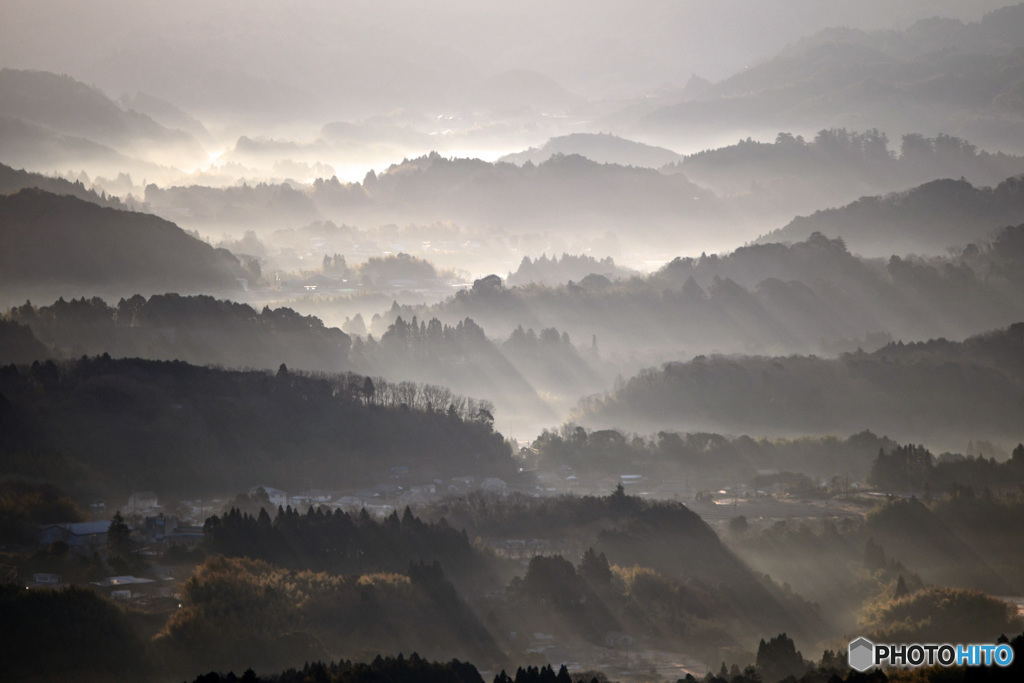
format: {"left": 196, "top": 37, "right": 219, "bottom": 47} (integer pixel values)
{"left": 575, "top": 322, "right": 1024, "bottom": 444}
{"left": 5, "top": 295, "right": 351, "bottom": 372}
{"left": 0, "top": 189, "right": 250, "bottom": 304}
{"left": 180, "top": 657, "right": 485, "bottom": 683}
{"left": 0, "top": 356, "right": 515, "bottom": 498}
{"left": 0, "top": 320, "right": 52, "bottom": 366}
{"left": 761, "top": 175, "right": 1024, "bottom": 255}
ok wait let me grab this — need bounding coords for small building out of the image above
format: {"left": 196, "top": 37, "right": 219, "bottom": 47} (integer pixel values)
{"left": 31, "top": 573, "right": 61, "bottom": 586}
{"left": 144, "top": 515, "right": 180, "bottom": 543}
{"left": 38, "top": 521, "right": 111, "bottom": 554}
{"left": 449, "top": 476, "right": 475, "bottom": 491}
{"left": 91, "top": 575, "right": 157, "bottom": 600}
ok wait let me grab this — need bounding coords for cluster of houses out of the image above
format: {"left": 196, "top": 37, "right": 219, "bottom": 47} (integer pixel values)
{"left": 244, "top": 475, "right": 511, "bottom": 517}
{"left": 25, "top": 491, "right": 200, "bottom": 600}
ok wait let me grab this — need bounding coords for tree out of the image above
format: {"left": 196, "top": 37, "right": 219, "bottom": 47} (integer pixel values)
{"left": 107, "top": 510, "right": 133, "bottom": 557}
{"left": 756, "top": 633, "right": 805, "bottom": 682}
{"left": 729, "top": 515, "right": 748, "bottom": 535}
{"left": 894, "top": 574, "right": 910, "bottom": 599}
{"left": 579, "top": 547, "right": 612, "bottom": 585}
{"left": 863, "top": 538, "right": 886, "bottom": 571}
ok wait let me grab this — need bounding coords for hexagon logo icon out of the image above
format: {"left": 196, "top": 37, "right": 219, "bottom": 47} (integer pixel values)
{"left": 849, "top": 637, "right": 875, "bottom": 672}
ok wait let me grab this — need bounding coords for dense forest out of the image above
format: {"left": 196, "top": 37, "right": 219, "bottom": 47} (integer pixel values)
{"left": 5, "top": 294, "right": 351, "bottom": 371}
{"left": 351, "top": 313, "right": 604, "bottom": 435}
{"left": 0, "top": 355, "right": 514, "bottom": 497}
{"left": 574, "top": 322, "right": 1024, "bottom": 445}
{"left": 381, "top": 228, "right": 1024, "bottom": 360}
{"left": 524, "top": 426, "right": 896, "bottom": 485}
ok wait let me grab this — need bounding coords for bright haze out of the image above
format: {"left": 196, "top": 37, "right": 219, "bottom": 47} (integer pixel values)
{"left": 6, "top": 3, "right": 1024, "bottom": 681}
{"left": 4, "top": 0, "right": 1024, "bottom": 440}
{"left": 2, "top": 1, "right": 1009, "bottom": 137}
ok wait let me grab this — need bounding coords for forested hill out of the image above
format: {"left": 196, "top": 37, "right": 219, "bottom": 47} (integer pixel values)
{"left": 0, "top": 162, "right": 128, "bottom": 209}
{"left": 0, "top": 189, "right": 252, "bottom": 305}
{"left": 498, "top": 132, "right": 682, "bottom": 168}
{"left": 0, "top": 356, "right": 515, "bottom": 498}
{"left": 671, "top": 131, "right": 1024, "bottom": 197}
{"left": 389, "top": 227, "right": 1024, "bottom": 357}
{"left": 664, "top": 130, "right": 1024, "bottom": 229}
{"left": 145, "top": 152, "right": 719, "bottom": 243}
{"left": 759, "top": 175, "right": 1024, "bottom": 256}
{"left": 424, "top": 491, "right": 824, "bottom": 641}
{"left": 574, "top": 322, "right": 1024, "bottom": 446}
{"left": 5, "top": 294, "right": 351, "bottom": 372}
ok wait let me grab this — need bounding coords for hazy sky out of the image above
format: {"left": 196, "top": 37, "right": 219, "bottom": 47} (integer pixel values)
{"left": 0, "top": 0, "right": 1009, "bottom": 125}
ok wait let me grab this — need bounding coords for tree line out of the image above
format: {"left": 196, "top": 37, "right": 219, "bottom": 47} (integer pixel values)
{"left": 0, "top": 354, "right": 515, "bottom": 498}
{"left": 202, "top": 504, "right": 484, "bottom": 582}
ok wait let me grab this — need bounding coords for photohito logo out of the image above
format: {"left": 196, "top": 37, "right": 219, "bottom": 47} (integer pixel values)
{"left": 848, "top": 637, "right": 1014, "bottom": 672}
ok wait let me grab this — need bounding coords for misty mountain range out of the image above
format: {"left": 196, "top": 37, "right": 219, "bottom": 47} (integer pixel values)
{"left": 5, "top": 61, "right": 1024, "bottom": 261}
{"left": 5, "top": 176, "right": 1024, "bottom": 438}
{"left": 639, "top": 4, "right": 1024, "bottom": 153}
{"left": 6, "top": 0, "right": 1011, "bottom": 127}
{"left": 385, "top": 228, "right": 1024, "bottom": 359}
{"left": 0, "top": 69, "right": 204, "bottom": 178}
{"left": 6, "top": 3, "right": 1024, "bottom": 681}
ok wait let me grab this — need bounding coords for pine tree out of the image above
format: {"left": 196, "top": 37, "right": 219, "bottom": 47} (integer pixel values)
{"left": 107, "top": 510, "right": 133, "bottom": 557}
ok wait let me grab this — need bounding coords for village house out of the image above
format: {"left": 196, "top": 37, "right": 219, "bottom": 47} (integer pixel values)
{"left": 248, "top": 485, "right": 288, "bottom": 508}
{"left": 30, "top": 573, "right": 62, "bottom": 587}
{"left": 91, "top": 575, "right": 157, "bottom": 601}
{"left": 37, "top": 521, "right": 111, "bottom": 554}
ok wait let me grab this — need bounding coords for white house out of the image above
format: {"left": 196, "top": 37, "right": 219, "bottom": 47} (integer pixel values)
{"left": 127, "top": 491, "right": 159, "bottom": 512}
{"left": 249, "top": 485, "right": 288, "bottom": 508}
